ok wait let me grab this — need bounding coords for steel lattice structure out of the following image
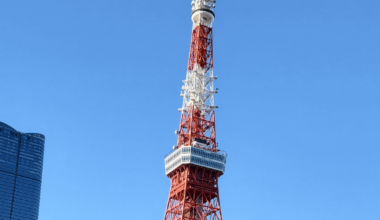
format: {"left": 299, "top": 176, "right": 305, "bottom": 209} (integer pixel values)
{"left": 164, "top": 1, "right": 227, "bottom": 220}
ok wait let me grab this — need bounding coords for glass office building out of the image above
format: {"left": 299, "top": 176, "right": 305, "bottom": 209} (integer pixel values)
{"left": 0, "top": 122, "right": 45, "bottom": 220}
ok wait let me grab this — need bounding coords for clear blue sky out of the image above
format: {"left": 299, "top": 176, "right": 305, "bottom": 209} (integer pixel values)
{"left": 1, "top": 0, "right": 380, "bottom": 219}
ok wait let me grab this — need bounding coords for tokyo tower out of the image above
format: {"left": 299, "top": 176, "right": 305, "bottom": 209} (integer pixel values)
{"left": 163, "top": 0, "right": 227, "bottom": 219}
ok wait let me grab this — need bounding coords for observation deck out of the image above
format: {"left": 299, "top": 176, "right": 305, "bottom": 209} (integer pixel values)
{"left": 164, "top": 146, "right": 227, "bottom": 176}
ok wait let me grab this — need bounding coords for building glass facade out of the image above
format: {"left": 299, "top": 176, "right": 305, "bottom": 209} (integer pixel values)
{"left": 0, "top": 122, "right": 45, "bottom": 220}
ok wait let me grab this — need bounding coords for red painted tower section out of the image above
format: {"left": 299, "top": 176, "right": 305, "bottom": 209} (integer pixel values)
{"left": 163, "top": 1, "right": 226, "bottom": 220}
{"left": 164, "top": 165, "right": 222, "bottom": 220}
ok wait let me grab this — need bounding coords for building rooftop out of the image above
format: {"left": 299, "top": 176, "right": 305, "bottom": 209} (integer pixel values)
{"left": 0, "top": 121, "right": 45, "bottom": 140}
{"left": 0, "top": 121, "right": 17, "bottom": 131}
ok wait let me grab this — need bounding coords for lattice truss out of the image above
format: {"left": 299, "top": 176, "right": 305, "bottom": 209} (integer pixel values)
{"left": 178, "top": 12, "right": 218, "bottom": 151}
{"left": 180, "top": 21, "right": 215, "bottom": 114}
{"left": 164, "top": 1, "right": 224, "bottom": 220}
{"left": 164, "top": 165, "right": 222, "bottom": 220}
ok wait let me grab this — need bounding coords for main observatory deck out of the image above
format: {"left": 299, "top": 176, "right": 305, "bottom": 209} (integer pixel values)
{"left": 164, "top": 146, "right": 227, "bottom": 176}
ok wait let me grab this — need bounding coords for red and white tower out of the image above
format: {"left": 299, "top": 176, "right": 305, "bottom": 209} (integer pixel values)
{"left": 164, "top": 1, "right": 227, "bottom": 219}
